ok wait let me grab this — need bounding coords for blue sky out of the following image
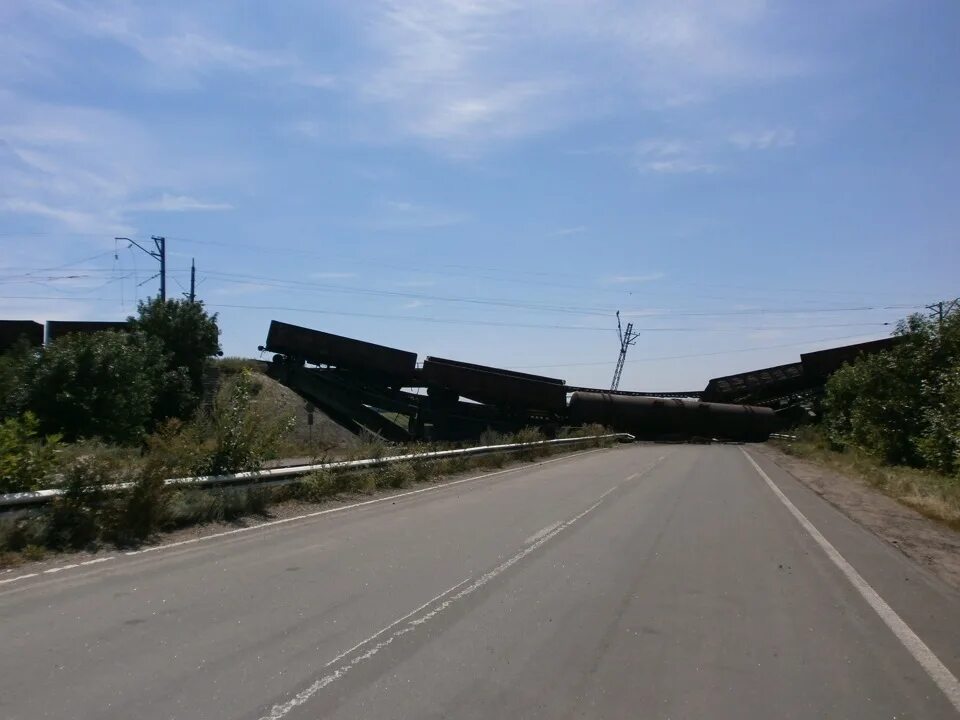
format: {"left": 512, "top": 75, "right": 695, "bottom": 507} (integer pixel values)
{"left": 1, "top": 0, "right": 958, "bottom": 391}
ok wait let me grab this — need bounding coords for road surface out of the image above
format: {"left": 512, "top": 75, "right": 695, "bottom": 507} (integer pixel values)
{"left": 2, "top": 444, "right": 960, "bottom": 719}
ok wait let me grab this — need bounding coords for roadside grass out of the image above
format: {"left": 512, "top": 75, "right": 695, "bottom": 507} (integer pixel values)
{"left": 0, "top": 427, "right": 615, "bottom": 566}
{"left": 773, "top": 426, "right": 960, "bottom": 530}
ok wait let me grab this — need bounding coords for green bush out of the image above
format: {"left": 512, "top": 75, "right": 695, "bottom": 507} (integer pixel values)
{"left": 0, "top": 340, "right": 35, "bottom": 421}
{"left": 201, "top": 370, "right": 295, "bottom": 474}
{"left": 46, "top": 456, "right": 115, "bottom": 549}
{"left": 106, "top": 461, "right": 172, "bottom": 546}
{"left": 0, "top": 412, "right": 62, "bottom": 493}
{"left": 379, "top": 462, "right": 415, "bottom": 489}
{"left": 823, "top": 311, "right": 960, "bottom": 475}
{"left": 24, "top": 331, "right": 166, "bottom": 444}
{"left": 129, "top": 297, "right": 221, "bottom": 420}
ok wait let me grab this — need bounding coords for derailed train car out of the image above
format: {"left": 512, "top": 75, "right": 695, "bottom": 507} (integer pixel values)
{"left": 262, "top": 320, "right": 777, "bottom": 443}
{"left": 569, "top": 392, "right": 776, "bottom": 442}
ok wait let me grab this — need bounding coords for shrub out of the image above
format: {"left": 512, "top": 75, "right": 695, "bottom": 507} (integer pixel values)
{"left": 24, "top": 331, "right": 166, "bottom": 444}
{"left": 143, "top": 418, "right": 210, "bottom": 477}
{"left": 379, "top": 462, "right": 415, "bottom": 489}
{"left": 129, "top": 297, "right": 221, "bottom": 419}
{"left": 298, "top": 469, "right": 341, "bottom": 502}
{"left": 106, "top": 461, "right": 172, "bottom": 546}
{"left": 824, "top": 311, "right": 960, "bottom": 474}
{"left": 0, "top": 412, "right": 62, "bottom": 493}
{"left": 0, "top": 339, "right": 35, "bottom": 421}
{"left": 512, "top": 427, "right": 547, "bottom": 460}
{"left": 199, "top": 370, "right": 295, "bottom": 475}
{"left": 46, "top": 456, "right": 115, "bottom": 549}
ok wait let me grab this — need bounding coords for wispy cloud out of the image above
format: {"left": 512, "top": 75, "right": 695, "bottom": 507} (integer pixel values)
{"left": 0, "top": 92, "right": 245, "bottom": 235}
{"left": 549, "top": 226, "right": 586, "bottom": 237}
{"left": 310, "top": 272, "right": 357, "bottom": 280}
{"left": 15, "top": 1, "right": 334, "bottom": 90}
{"left": 360, "top": 200, "right": 467, "bottom": 230}
{"left": 729, "top": 127, "right": 796, "bottom": 150}
{"left": 635, "top": 140, "right": 717, "bottom": 174}
{"left": 127, "top": 194, "right": 233, "bottom": 212}
{"left": 606, "top": 273, "right": 665, "bottom": 284}
{"left": 0, "top": 198, "right": 127, "bottom": 234}
{"left": 350, "top": 0, "right": 806, "bottom": 154}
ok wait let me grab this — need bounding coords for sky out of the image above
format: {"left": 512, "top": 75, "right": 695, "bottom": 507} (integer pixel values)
{"left": 1, "top": 0, "right": 958, "bottom": 391}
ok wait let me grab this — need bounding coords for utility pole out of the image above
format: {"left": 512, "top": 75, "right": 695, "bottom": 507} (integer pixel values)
{"left": 186, "top": 258, "right": 196, "bottom": 302}
{"left": 926, "top": 298, "right": 959, "bottom": 333}
{"left": 610, "top": 311, "right": 639, "bottom": 392}
{"left": 117, "top": 235, "right": 166, "bottom": 301}
{"left": 156, "top": 235, "right": 166, "bottom": 302}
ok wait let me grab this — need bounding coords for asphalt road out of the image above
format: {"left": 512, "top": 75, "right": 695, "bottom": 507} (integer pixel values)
{"left": 3, "top": 443, "right": 960, "bottom": 719}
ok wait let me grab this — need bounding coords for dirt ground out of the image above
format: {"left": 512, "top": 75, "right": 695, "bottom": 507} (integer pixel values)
{"left": 755, "top": 444, "right": 960, "bottom": 590}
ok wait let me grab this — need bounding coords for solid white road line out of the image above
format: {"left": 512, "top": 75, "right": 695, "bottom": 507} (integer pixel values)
{"left": 0, "top": 447, "right": 611, "bottom": 590}
{"left": 742, "top": 448, "right": 960, "bottom": 713}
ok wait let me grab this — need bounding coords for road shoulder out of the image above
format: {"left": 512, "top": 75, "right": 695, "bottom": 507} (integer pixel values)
{"left": 753, "top": 443, "right": 960, "bottom": 590}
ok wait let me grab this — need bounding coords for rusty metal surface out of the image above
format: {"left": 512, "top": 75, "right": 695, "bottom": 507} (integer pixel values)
{"left": 569, "top": 391, "right": 776, "bottom": 442}
{"left": 422, "top": 356, "right": 567, "bottom": 412}
{"left": 800, "top": 337, "right": 900, "bottom": 379}
{"left": 0, "top": 320, "right": 43, "bottom": 351}
{"left": 45, "top": 320, "right": 129, "bottom": 343}
{"left": 701, "top": 361, "right": 806, "bottom": 403}
{"left": 566, "top": 386, "right": 702, "bottom": 399}
{"left": 265, "top": 320, "right": 417, "bottom": 379}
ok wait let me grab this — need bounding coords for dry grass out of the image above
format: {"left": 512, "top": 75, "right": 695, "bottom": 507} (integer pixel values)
{"left": 0, "top": 426, "right": 616, "bottom": 566}
{"left": 774, "top": 427, "right": 960, "bottom": 530}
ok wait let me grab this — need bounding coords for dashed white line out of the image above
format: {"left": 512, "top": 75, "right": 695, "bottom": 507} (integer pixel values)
{"left": 0, "top": 572, "right": 38, "bottom": 585}
{"left": 259, "top": 483, "right": 616, "bottom": 720}
{"left": 524, "top": 522, "right": 561, "bottom": 545}
{"left": 743, "top": 448, "right": 960, "bottom": 713}
{"left": 0, "top": 556, "right": 116, "bottom": 587}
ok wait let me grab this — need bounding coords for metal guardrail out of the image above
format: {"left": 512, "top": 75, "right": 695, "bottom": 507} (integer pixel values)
{"left": 0, "top": 434, "right": 634, "bottom": 509}
{"left": 769, "top": 433, "right": 798, "bottom": 441}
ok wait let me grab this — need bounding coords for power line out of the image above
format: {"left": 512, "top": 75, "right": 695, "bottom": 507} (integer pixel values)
{"left": 0, "top": 295, "right": 900, "bottom": 334}
{"left": 191, "top": 269, "right": 924, "bottom": 320}
{"left": 509, "top": 332, "right": 889, "bottom": 369}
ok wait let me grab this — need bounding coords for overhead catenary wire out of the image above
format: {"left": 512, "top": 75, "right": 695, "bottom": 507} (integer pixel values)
{"left": 0, "top": 295, "right": 901, "bottom": 334}
{"left": 508, "top": 332, "right": 889, "bottom": 369}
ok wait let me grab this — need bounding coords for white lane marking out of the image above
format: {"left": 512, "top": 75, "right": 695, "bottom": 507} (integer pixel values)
{"left": 259, "top": 484, "right": 620, "bottom": 720}
{"left": 626, "top": 456, "right": 665, "bottom": 482}
{"left": 742, "top": 449, "right": 960, "bottom": 712}
{"left": 79, "top": 556, "right": 115, "bottom": 567}
{"left": 0, "top": 447, "right": 611, "bottom": 589}
{"left": 0, "top": 556, "right": 116, "bottom": 587}
{"left": 524, "top": 521, "right": 561, "bottom": 545}
{"left": 261, "top": 578, "right": 471, "bottom": 720}
{"left": 0, "top": 572, "right": 38, "bottom": 585}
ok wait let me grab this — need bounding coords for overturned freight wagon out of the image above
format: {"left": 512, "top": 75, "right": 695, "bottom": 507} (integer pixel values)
{"left": 261, "top": 321, "right": 568, "bottom": 442}
{"left": 260, "top": 320, "right": 777, "bottom": 444}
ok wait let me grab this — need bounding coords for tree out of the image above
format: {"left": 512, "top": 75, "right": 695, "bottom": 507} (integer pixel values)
{"left": 128, "top": 298, "right": 221, "bottom": 420}
{"left": 24, "top": 331, "right": 166, "bottom": 444}
{"left": 0, "top": 339, "right": 36, "bottom": 421}
{"left": 823, "top": 310, "right": 960, "bottom": 474}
